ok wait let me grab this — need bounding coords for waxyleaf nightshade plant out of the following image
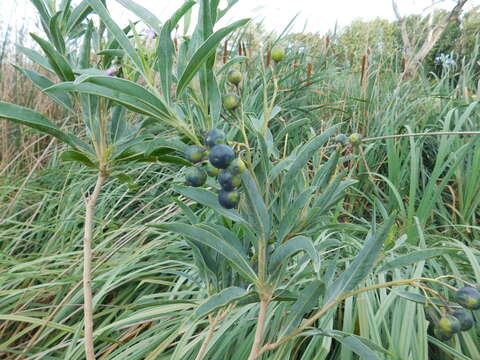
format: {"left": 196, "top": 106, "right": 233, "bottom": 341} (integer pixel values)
{"left": 0, "top": 0, "right": 250, "bottom": 359}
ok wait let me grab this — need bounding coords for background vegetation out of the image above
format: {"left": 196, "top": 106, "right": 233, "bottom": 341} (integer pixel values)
{"left": 1, "top": 1, "right": 480, "bottom": 359}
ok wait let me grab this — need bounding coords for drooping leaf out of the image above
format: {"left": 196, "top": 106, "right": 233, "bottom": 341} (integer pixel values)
{"left": 16, "top": 45, "right": 55, "bottom": 73}
{"left": 150, "top": 223, "right": 258, "bottom": 282}
{"left": 378, "top": 248, "right": 456, "bottom": 272}
{"left": 0, "top": 102, "right": 85, "bottom": 150}
{"left": 13, "top": 65, "right": 73, "bottom": 110}
{"left": 173, "top": 185, "right": 247, "bottom": 224}
{"left": 194, "top": 287, "right": 248, "bottom": 319}
{"left": 60, "top": 150, "right": 97, "bottom": 168}
{"left": 268, "top": 236, "right": 320, "bottom": 273}
{"left": 114, "top": 0, "right": 162, "bottom": 34}
{"left": 304, "top": 329, "right": 388, "bottom": 360}
{"left": 325, "top": 217, "right": 394, "bottom": 303}
{"left": 280, "top": 280, "right": 325, "bottom": 336}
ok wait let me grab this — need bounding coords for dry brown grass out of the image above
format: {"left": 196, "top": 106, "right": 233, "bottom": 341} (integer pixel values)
{"left": 0, "top": 56, "right": 68, "bottom": 172}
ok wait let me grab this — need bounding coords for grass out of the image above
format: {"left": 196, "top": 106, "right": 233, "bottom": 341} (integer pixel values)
{"left": 1, "top": 2, "right": 480, "bottom": 359}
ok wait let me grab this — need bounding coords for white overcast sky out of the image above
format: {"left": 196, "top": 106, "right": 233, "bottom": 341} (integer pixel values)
{"left": 2, "top": 0, "right": 480, "bottom": 35}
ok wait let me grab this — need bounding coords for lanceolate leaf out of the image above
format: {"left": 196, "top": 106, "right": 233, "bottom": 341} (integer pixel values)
{"left": 13, "top": 65, "right": 73, "bottom": 110}
{"left": 79, "top": 20, "right": 94, "bottom": 69}
{"left": 30, "top": 33, "right": 75, "bottom": 81}
{"left": 114, "top": 0, "right": 162, "bottom": 34}
{"left": 174, "top": 185, "right": 247, "bottom": 224}
{"left": 176, "top": 18, "right": 250, "bottom": 97}
{"left": 16, "top": 45, "right": 55, "bottom": 73}
{"left": 87, "top": 0, "right": 145, "bottom": 75}
{"left": 65, "top": 0, "right": 92, "bottom": 35}
{"left": 49, "top": 12, "right": 66, "bottom": 54}
{"left": 157, "top": 1, "right": 196, "bottom": 101}
{"left": 240, "top": 172, "right": 270, "bottom": 241}
{"left": 194, "top": 287, "right": 248, "bottom": 319}
{"left": 378, "top": 248, "right": 457, "bottom": 272}
{"left": 0, "top": 102, "right": 85, "bottom": 151}
{"left": 217, "top": 56, "right": 248, "bottom": 75}
{"left": 60, "top": 150, "right": 97, "bottom": 168}
{"left": 324, "top": 217, "right": 394, "bottom": 303}
{"left": 304, "top": 329, "right": 388, "bottom": 360}
{"left": 283, "top": 126, "right": 338, "bottom": 194}
{"left": 45, "top": 80, "right": 191, "bottom": 137}
{"left": 268, "top": 236, "right": 320, "bottom": 273}
{"left": 280, "top": 280, "right": 325, "bottom": 336}
{"left": 80, "top": 76, "right": 174, "bottom": 118}
{"left": 150, "top": 223, "right": 258, "bottom": 282}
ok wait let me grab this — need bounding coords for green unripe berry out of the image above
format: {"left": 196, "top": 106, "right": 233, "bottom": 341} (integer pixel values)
{"left": 185, "top": 145, "right": 206, "bottom": 164}
{"left": 348, "top": 133, "right": 362, "bottom": 145}
{"left": 271, "top": 46, "right": 285, "bottom": 62}
{"left": 218, "top": 189, "right": 240, "bottom": 209}
{"left": 185, "top": 167, "right": 207, "bottom": 187}
{"left": 227, "top": 69, "right": 243, "bottom": 85}
{"left": 222, "top": 94, "right": 240, "bottom": 111}
{"left": 439, "top": 315, "right": 461, "bottom": 334}
{"left": 455, "top": 287, "right": 480, "bottom": 310}
{"left": 452, "top": 309, "right": 475, "bottom": 331}
{"left": 229, "top": 158, "right": 246, "bottom": 175}
{"left": 434, "top": 327, "right": 453, "bottom": 341}
{"left": 218, "top": 169, "right": 242, "bottom": 191}
{"left": 205, "top": 162, "right": 220, "bottom": 177}
{"left": 335, "top": 134, "right": 348, "bottom": 144}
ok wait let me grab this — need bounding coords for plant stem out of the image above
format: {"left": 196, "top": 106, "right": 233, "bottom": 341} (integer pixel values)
{"left": 363, "top": 130, "right": 480, "bottom": 143}
{"left": 195, "top": 314, "right": 219, "bottom": 360}
{"left": 247, "top": 298, "right": 270, "bottom": 360}
{"left": 83, "top": 172, "right": 106, "bottom": 360}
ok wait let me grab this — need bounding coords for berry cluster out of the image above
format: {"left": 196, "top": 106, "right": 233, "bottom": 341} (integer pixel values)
{"left": 184, "top": 128, "right": 245, "bottom": 209}
{"left": 435, "top": 286, "right": 480, "bottom": 340}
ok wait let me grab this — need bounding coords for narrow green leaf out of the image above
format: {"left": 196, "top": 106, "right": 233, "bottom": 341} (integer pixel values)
{"left": 176, "top": 18, "right": 250, "bottom": 97}
{"left": 268, "top": 236, "right": 319, "bottom": 273}
{"left": 173, "top": 185, "right": 247, "bottom": 224}
{"left": 60, "top": 150, "right": 97, "bottom": 168}
{"left": 114, "top": 0, "right": 162, "bottom": 34}
{"left": 240, "top": 171, "right": 270, "bottom": 240}
{"left": 156, "top": 1, "right": 195, "bottom": 98}
{"left": 16, "top": 45, "right": 55, "bottom": 73}
{"left": 395, "top": 290, "right": 460, "bottom": 307}
{"left": 87, "top": 0, "right": 145, "bottom": 74}
{"left": 150, "top": 223, "right": 258, "bottom": 282}
{"left": 217, "top": 56, "right": 248, "bottom": 75}
{"left": 305, "top": 330, "right": 384, "bottom": 360}
{"left": 284, "top": 126, "right": 338, "bottom": 194}
{"left": 30, "top": 33, "right": 75, "bottom": 81}
{"left": 194, "top": 287, "right": 247, "bottom": 319}
{"left": 49, "top": 12, "right": 66, "bottom": 54}
{"left": 13, "top": 65, "right": 73, "bottom": 110}
{"left": 325, "top": 217, "right": 394, "bottom": 303}
{"left": 379, "top": 248, "right": 456, "bottom": 272}
{"left": 280, "top": 280, "right": 325, "bottom": 336}
{"left": 79, "top": 20, "right": 94, "bottom": 68}
{"left": 65, "top": 0, "right": 92, "bottom": 35}
{"left": 0, "top": 101, "right": 82, "bottom": 150}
